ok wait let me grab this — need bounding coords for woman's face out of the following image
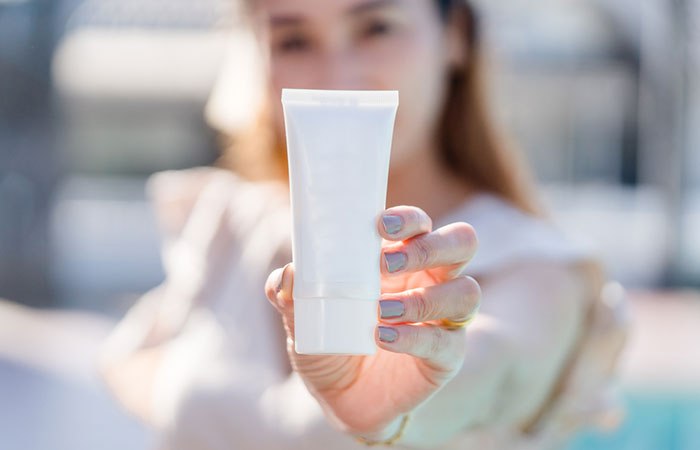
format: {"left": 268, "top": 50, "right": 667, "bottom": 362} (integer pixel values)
{"left": 251, "top": 0, "right": 462, "bottom": 169}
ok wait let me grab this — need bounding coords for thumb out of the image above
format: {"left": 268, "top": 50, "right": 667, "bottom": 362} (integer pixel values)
{"left": 265, "top": 262, "right": 294, "bottom": 314}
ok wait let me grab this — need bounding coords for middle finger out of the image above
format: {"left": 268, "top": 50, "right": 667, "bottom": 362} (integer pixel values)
{"left": 381, "top": 222, "right": 478, "bottom": 277}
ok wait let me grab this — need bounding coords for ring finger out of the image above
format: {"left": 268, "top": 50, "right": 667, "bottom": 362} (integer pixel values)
{"left": 378, "top": 276, "right": 481, "bottom": 324}
{"left": 375, "top": 322, "right": 466, "bottom": 372}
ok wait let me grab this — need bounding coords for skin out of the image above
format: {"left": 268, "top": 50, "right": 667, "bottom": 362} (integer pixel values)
{"left": 256, "top": 0, "right": 484, "bottom": 439}
{"left": 256, "top": 0, "right": 475, "bottom": 441}
{"left": 265, "top": 210, "right": 482, "bottom": 440}
{"left": 101, "top": 0, "right": 593, "bottom": 446}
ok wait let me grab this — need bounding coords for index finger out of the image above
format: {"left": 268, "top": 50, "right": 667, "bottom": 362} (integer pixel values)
{"left": 377, "top": 205, "right": 432, "bottom": 241}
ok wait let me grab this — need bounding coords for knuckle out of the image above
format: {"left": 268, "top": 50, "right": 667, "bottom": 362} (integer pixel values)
{"left": 412, "top": 237, "right": 433, "bottom": 267}
{"left": 417, "top": 208, "right": 433, "bottom": 230}
{"left": 407, "top": 207, "right": 431, "bottom": 231}
{"left": 413, "top": 288, "right": 436, "bottom": 321}
{"left": 452, "top": 222, "right": 478, "bottom": 249}
{"left": 406, "top": 207, "right": 421, "bottom": 224}
{"left": 408, "top": 206, "right": 425, "bottom": 221}
{"left": 454, "top": 276, "right": 481, "bottom": 317}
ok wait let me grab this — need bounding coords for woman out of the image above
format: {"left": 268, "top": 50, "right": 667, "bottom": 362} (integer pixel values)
{"left": 99, "top": 0, "right": 629, "bottom": 448}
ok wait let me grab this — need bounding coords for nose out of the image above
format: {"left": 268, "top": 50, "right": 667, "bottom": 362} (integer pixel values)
{"left": 312, "top": 48, "right": 368, "bottom": 90}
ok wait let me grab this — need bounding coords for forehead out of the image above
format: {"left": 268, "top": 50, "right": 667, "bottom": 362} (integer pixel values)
{"left": 254, "top": 0, "right": 403, "bottom": 22}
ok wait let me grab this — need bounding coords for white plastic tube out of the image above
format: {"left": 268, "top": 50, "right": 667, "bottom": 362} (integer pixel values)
{"left": 282, "top": 88, "right": 399, "bottom": 355}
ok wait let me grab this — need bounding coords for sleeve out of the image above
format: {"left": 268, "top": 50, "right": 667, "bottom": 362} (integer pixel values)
{"left": 97, "top": 166, "right": 243, "bottom": 376}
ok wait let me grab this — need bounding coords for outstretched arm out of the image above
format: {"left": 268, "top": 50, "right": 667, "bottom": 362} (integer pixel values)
{"left": 394, "top": 262, "right": 589, "bottom": 448}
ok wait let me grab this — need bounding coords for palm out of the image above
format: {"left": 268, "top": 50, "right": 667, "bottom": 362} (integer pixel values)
{"left": 285, "top": 267, "right": 463, "bottom": 434}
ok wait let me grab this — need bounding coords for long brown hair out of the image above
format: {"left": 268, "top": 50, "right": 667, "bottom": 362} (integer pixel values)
{"left": 215, "top": 0, "right": 543, "bottom": 216}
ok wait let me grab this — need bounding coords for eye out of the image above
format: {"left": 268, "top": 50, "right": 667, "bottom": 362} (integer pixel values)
{"left": 363, "top": 19, "right": 393, "bottom": 38}
{"left": 276, "top": 34, "right": 311, "bottom": 53}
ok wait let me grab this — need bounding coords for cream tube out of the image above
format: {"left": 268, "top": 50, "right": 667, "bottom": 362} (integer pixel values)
{"left": 282, "top": 88, "right": 399, "bottom": 355}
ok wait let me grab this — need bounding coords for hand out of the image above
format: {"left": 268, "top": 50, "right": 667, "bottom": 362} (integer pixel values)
{"left": 264, "top": 206, "right": 481, "bottom": 440}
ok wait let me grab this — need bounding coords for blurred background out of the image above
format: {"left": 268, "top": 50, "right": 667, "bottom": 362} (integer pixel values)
{"left": 0, "top": 0, "right": 698, "bottom": 448}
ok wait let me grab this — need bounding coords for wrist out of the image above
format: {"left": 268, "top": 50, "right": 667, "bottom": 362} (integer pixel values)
{"left": 354, "top": 413, "right": 411, "bottom": 446}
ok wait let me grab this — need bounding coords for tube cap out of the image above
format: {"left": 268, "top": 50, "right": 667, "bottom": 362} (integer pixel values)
{"left": 294, "top": 297, "right": 378, "bottom": 355}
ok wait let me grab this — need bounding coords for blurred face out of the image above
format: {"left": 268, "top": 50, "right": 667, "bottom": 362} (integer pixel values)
{"left": 250, "top": 0, "right": 463, "bottom": 169}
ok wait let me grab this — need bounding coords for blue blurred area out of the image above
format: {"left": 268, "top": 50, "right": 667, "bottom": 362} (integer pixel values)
{"left": 569, "top": 391, "right": 700, "bottom": 450}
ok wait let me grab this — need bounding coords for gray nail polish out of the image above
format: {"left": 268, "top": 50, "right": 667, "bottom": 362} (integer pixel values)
{"left": 380, "top": 300, "right": 404, "bottom": 319}
{"left": 378, "top": 326, "right": 398, "bottom": 342}
{"left": 381, "top": 214, "right": 402, "bottom": 234}
{"left": 384, "top": 252, "right": 407, "bottom": 273}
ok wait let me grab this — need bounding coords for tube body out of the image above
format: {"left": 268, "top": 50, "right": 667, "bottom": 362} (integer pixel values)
{"left": 282, "top": 88, "right": 399, "bottom": 354}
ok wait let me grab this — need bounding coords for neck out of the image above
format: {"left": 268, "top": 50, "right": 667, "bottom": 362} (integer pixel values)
{"left": 386, "top": 147, "right": 476, "bottom": 225}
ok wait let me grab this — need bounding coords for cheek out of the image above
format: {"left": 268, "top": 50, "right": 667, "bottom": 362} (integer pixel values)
{"left": 385, "top": 38, "right": 449, "bottom": 167}
{"left": 266, "top": 62, "right": 306, "bottom": 140}
{"left": 269, "top": 57, "right": 318, "bottom": 90}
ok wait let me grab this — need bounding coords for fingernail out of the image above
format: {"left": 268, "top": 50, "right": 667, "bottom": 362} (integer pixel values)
{"left": 379, "top": 300, "right": 404, "bottom": 319}
{"left": 384, "top": 252, "right": 407, "bottom": 273}
{"left": 276, "top": 263, "right": 289, "bottom": 293}
{"left": 378, "top": 326, "right": 398, "bottom": 342}
{"left": 381, "top": 214, "right": 402, "bottom": 235}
